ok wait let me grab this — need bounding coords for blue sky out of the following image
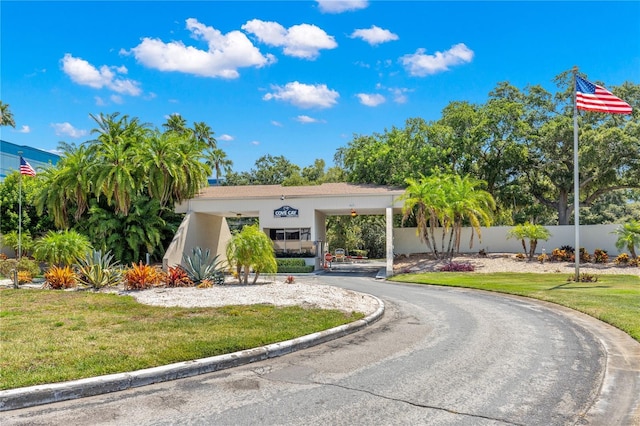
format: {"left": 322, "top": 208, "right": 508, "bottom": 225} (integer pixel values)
{"left": 2, "top": 1, "right": 639, "bottom": 173}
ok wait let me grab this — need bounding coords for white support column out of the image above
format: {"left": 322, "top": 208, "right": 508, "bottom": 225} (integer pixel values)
{"left": 386, "top": 206, "right": 394, "bottom": 277}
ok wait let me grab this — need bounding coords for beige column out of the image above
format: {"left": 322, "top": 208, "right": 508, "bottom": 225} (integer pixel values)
{"left": 386, "top": 206, "right": 394, "bottom": 277}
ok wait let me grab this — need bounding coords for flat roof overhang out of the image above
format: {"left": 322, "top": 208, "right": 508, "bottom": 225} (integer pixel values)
{"left": 176, "top": 183, "right": 406, "bottom": 216}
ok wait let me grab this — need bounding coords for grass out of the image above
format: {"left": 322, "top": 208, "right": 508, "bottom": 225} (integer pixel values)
{"left": 0, "top": 289, "right": 364, "bottom": 390}
{"left": 390, "top": 272, "right": 640, "bottom": 342}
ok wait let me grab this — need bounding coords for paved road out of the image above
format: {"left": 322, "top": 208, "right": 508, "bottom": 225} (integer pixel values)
{"left": 3, "top": 271, "right": 639, "bottom": 425}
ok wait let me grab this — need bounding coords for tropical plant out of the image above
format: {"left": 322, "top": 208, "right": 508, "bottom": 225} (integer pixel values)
{"left": 612, "top": 220, "right": 640, "bottom": 258}
{"left": 182, "top": 247, "right": 226, "bottom": 284}
{"left": 43, "top": 265, "right": 77, "bottom": 289}
{"left": 163, "top": 265, "right": 194, "bottom": 287}
{"left": 0, "top": 101, "right": 16, "bottom": 127}
{"left": 507, "top": 223, "right": 551, "bottom": 260}
{"left": 0, "top": 257, "right": 42, "bottom": 277}
{"left": 1, "top": 231, "right": 34, "bottom": 258}
{"left": 76, "top": 250, "right": 122, "bottom": 289}
{"left": 593, "top": 249, "right": 609, "bottom": 264}
{"left": 32, "top": 230, "right": 91, "bottom": 267}
{"left": 400, "top": 172, "right": 495, "bottom": 259}
{"left": 17, "top": 271, "right": 32, "bottom": 284}
{"left": 124, "top": 262, "right": 162, "bottom": 290}
{"left": 226, "top": 224, "right": 277, "bottom": 284}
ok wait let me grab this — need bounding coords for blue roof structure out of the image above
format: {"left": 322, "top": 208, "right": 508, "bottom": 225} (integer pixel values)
{"left": 0, "top": 140, "right": 60, "bottom": 181}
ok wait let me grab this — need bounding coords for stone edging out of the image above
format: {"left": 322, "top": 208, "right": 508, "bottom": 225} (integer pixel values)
{"left": 0, "top": 295, "right": 384, "bottom": 412}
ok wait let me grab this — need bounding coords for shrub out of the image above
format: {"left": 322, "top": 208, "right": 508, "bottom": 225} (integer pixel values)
{"left": 163, "top": 265, "right": 194, "bottom": 288}
{"left": 1, "top": 231, "right": 34, "bottom": 257}
{"left": 33, "top": 230, "right": 91, "bottom": 266}
{"left": 551, "top": 248, "right": 572, "bottom": 262}
{"left": 276, "top": 258, "right": 307, "bottom": 267}
{"left": 593, "top": 249, "right": 609, "bottom": 264}
{"left": 438, "top": 262, "right": 475, "bottom": 272}
{"left": 17, "top": 271, "right": 32, "bottom": 284}
{"left": 579, "top": 248, "right": 591, "bottom": 263}
{"left": 76, "top": 250, "right": 122, "bottom": 289}
{"left": 514, "top": 253, "right": 526, "bottom": 261}
{"left": 567, "top": 273, "right": 598, "bottom": 283}
{"left": 124, "top": 262, "right": 162, "bottom": 290}
{"left": 0, "top": 257, "right": 43, "bottom": 278}
{"left": 196, "top": 279, "right": 214, "bottom": 288}
{"left": 276, "top": 258, "right": 313, "bottom": 273}
{"left": 614, "top": 253, "right": 631, "bottom": 265}
{"left": 182, "top": 247, "right": 226, "bottom": 284}
{"left": 537, "top": 253, "right": 549, "bottom": 263}
{"left": 559, "top": 245, "right": 575, "bottom": 253}
{"left": 43, "top": 265, "right": 77, "bottom": 289}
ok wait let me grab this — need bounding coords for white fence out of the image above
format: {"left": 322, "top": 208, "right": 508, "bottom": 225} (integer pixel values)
{"left": 393, "top": 224, "right": 623, "bottom": 256}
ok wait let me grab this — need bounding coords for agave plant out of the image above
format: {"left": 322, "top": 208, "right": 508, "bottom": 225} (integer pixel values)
{"left": 76, "top": 250, "right": 122, "bottom": 289}
{"left": 182, "top": 247, "right": 226, "bottom": 284}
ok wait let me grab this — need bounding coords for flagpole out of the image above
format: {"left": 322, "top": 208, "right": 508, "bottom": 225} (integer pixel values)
{"left": 18, "top": 151, "right": 23, "bottom": 259}
{"left": 572, "top": 68, "right": 580, "bottom": 280}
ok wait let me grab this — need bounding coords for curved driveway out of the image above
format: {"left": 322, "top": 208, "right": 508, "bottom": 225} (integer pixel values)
{"left": 3, "top": 272, "right": 639, "bottom": 425}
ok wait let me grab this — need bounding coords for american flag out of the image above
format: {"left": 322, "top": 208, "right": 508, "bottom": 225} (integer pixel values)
{"left": 575, "top": 76, "right": 632, "bottom": 114}
{"left": 19, "top": 156, "right": 36, "bottom": 177}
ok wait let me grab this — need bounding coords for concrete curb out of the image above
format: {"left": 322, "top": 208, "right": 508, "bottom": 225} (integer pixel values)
{"left": 0, "top": 295, "right": 384, "bottom": 412}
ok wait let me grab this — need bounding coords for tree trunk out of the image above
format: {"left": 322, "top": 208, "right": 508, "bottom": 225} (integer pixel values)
{"left": 557, "top": 189, "right": 571, "bottom": 225}
{"left": 529, "top": 239, "right": 538, "bottom": 260}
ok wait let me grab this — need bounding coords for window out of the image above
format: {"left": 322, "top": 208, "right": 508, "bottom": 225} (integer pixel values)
{"left": 267, "top": 228, "right": 313, "bottom": 255}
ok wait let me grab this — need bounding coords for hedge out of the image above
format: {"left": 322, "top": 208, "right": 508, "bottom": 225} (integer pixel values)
{"left": 276, "top": 258, "right": 314, "bottom": 273}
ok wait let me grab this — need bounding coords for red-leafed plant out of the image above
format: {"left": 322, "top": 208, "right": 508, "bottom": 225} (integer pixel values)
{"left": 43, "top": 265, "right": 77, "bottom": 289}
{"left": 124, "top": 262, "right": 162, "bottom": 290}
{"left": 164, "top": 265, "right": 194, "bottom": 288}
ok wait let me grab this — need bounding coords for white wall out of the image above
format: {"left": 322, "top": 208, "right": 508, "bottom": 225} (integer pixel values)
{"left": 393, "top": 224, "right": 623, "bottom": 256}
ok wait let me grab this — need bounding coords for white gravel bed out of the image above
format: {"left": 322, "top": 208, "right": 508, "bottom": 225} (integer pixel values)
{"left": 124, "top": 278, "right": 379, "bottom": 315}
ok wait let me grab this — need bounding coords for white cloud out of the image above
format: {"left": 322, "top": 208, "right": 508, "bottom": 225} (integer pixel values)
{"left": 251, "top": 140, "right": 260, "bottom": 146}
{"left": 271, "top": 120, "right": 283, "bottom": 127}
{"left": 51, "top": 122, "right": 88, "bottom": 138}
{"left": 263, "top": 81, "right": 339, "bottom": 109}
{"left": 400, "top": 43, "right": 474, "bottom": 76}
{"left": 110, "top": 94, "right": 124, "bottom": 104}
{"left": 389, "top": 87, "right": 411, "bottom": 104}
{"left": 127, "top": 18, "right": 275, "bottom": 79}
{"left": 16, "top": 125, "right": 30, "bottom": 133}
{"left": 242, "top": 20, "right": 337, "bottom": 60}
{"left": 316, "top": 0, "right": 368, "bottom": 13}
{"left": 60, "top": 54, "right": 141, "bottom": 95}
{"left": 350, "top": 25, "right": 398, "bottom": 45}
{"left": 94, "top": 96, "right": 106, "bottom": 106}
{"left": 356, "top": 93, "right": 386, "bottom": 107}
{"left": 295, "top": 115, "right": 326, "bottom": 123}
{"left": 219, "top": 134, "right": 234, "bottom": 141}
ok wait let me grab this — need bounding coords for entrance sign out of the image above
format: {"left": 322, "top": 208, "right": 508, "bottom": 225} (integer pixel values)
{"left": 274, "top": 205, "right": 299, "bottom": 218}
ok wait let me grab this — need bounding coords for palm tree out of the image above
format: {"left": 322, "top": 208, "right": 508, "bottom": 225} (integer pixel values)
{"left": 193, "top": 121, "right": 217, "bottom": 150}
{"left": 206, "top": 148, "right": 233, "bottom": 185}
{"left": 162, "top": 113, "right": 189, "bottom": 134}
{"left": 0, "top": 101, "right": 16, "bottom": 127}
{"left": 87, "top": 112, "right": 149, "bottom": 215}
{"left": 400, "top": 172, "right": 495, "bottom": 260}
{"left": 507, "top": 222, "right": 552, "bottom": 260}
{"left": 445, "top": 174, "right": 495, "bottom": 257}
{"left": 34, "top": 144, "right": 93, "bottom": 228}
{"left": 613, "top": 220, "right": 640, "bottom": 258}
{"left": 226, "top": 224, "right": 277, "bottom": 284}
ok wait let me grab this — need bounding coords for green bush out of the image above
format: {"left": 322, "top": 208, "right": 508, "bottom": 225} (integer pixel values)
{"left": 276, "top": 258, "right": 307, "bottom": 267}
{"left": 276, "top": 258, "right": 313, "bottom": 273}
{"left": 0, "top": 258, "right": 41, "bottom": 278}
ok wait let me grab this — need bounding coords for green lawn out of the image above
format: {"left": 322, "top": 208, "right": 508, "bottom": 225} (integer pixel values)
{"left": 0, "top": 289, "right": 364, "bottom": 390}
{"left": 390, "top": 272, "right": 640, "bottom": 342}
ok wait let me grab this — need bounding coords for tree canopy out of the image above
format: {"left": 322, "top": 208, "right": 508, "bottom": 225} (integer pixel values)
{"left": 337, "top": 71, "right": 639, "bottom": 225}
